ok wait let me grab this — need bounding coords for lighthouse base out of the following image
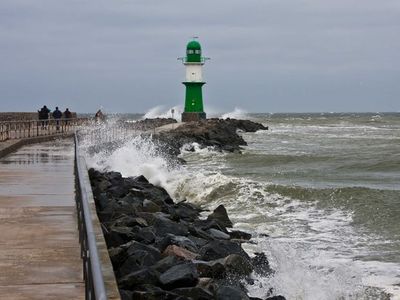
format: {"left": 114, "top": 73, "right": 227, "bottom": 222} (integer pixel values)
{"left": 181, "top": 112, "right": 206, "bottom": 122}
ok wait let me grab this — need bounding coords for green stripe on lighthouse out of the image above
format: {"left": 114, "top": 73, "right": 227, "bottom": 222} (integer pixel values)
{"left": 183, "top": 82, "right": 205, "bottom": 112}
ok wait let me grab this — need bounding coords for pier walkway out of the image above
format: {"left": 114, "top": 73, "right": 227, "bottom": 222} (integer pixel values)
{"left": 0, "top": 139, "right": 84, "bottom": 299}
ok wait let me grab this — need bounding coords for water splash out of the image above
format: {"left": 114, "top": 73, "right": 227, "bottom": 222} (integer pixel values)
{"left": 143, "top": 105, "right": 182, "bottom": 121}
{"left": 221, "top": 107, "right": 249, "bottom": 119}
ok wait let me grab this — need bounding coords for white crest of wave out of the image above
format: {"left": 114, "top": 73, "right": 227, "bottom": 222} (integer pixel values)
{"left": 247, "top": 239, "right": 364, "bottom": 300}
{"left": 84, "top": 135, "right": 181, "bottom": 194}
{"left": 221, "top": 107, "right": 249, "bottom": 119}
{"left": 143, "top": 105, "right": 182, "bottom": 121}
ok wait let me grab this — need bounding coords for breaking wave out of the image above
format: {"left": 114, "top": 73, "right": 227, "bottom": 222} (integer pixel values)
{"left": 143, "top": 105, "right": 183, "bottom": 121}
{"left": 221, "top": 107, "right": 249, "bottom": 120}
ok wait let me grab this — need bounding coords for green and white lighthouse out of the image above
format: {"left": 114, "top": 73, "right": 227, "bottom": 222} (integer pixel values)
{"left": 179, "top": 39, "right": 209, "bottom": 122}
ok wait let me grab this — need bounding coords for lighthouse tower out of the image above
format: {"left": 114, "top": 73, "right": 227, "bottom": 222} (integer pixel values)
{"left": 179, "top": 39, "right": 208, "bottom": 122}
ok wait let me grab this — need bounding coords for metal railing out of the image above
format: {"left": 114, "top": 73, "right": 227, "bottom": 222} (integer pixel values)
{"left": 0, "top": 118, "right": 89, "bottom": 141}
{"left": 74, "top": 132, "right": 107, "bottom": 300}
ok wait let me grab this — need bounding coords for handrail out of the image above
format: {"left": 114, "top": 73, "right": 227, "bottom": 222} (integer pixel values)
{"left": 0, "top": 118, "right": 89, "bottom": 141}
{"left": 74, "top": 132, "right": 107, "bottom": 300}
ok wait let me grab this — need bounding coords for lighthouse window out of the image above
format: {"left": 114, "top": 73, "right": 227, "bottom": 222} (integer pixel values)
{"left": 195, "top": 50, "right": 201, "bottom": 54}
{"left": 187, "top": 50, "right": 194, "bottom": 54}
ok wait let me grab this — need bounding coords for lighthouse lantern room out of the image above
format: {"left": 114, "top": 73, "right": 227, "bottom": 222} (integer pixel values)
{"left": 179, "top": 39, "right": 208, "bottom": 122}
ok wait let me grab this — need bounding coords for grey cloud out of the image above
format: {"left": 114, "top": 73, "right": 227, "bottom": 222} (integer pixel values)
{"left": 0, "top": 0, "right": 399, "bottom": 113}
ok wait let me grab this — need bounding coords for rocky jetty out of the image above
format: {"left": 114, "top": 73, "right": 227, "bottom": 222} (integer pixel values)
{"left": 154, "top": 118, "right": 268, "bottom": 155}
{"left": 89, "top": 169, "right": 284, "bottom": 300}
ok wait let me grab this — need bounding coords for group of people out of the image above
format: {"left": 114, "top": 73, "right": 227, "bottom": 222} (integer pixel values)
{"left": 38, "top": 105, "right": 72, "bottom": 130}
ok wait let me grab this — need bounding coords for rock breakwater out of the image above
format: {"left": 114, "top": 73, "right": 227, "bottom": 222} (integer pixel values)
{"left": 154, "top": 118, "right": 268, "bottom": 154}
{"left": 89, "top": 169, "right": 285, "bottom": 300}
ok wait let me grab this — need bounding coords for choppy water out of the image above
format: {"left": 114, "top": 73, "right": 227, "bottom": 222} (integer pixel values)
{"left": 84, "top": 111, "right": 400, "bottom": 300}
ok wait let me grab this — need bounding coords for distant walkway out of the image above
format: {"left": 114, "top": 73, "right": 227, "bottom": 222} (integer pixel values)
{"left": 0, "top": 140, "right": 84, "bottom": 299}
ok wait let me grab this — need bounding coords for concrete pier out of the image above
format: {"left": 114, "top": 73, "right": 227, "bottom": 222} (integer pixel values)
{"left": 0, "top": 140, "right": 84, "bottom": 299}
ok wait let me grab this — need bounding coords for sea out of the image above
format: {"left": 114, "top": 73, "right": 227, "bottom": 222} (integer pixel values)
{"left": 83, "top": 109, "right": 400, "bottom": 300}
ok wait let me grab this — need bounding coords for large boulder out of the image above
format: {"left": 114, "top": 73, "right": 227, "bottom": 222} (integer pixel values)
{"left": 118, "top": 267, "right": 160, "bottom": 289}
{"left": 162, "top": 245, "right": 198, "bottom": 261}
{"left": 207, "top": 205, "right": 233, "bottom": 228}
{"left": 153, "top": 215, "right": 189, "bottom": 237}
{"left": 104, "top": 226, "right": 134, "bottom": 247}
{"left": 152, "top": 255, "right": 183, "bottom": 274}
{"left": 251, "top": 252, "right": 272, "bottom": 276}
{"left": 119, "top": 250, "right": 159, "bottom": 277}
{"left": 155, "top": 234, "right": 199, "bottom": 253}
{"left": 130, "top": 226, "right": 156, "bottom": 244}
{"left": 125, "top": 241, "right": 161, "bottom": 261}
{"left": 159, "top": 263, "right": 199, "bottom": 289}
{"left": 199, "top": 240, "right": 250, "bottom": 261}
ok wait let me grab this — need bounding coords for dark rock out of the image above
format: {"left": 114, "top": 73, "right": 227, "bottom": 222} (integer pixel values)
{"left": 118, "top": 267, "right": 160, "bottom": 289}
{"left": 108, "top": 184, "right": 130, "bottom": 198}
{"left": 229, "top": 230, "right": 252, "bottom": 240}
{"left": 194, "top": 254, "right": 252, "bottom": 278}
{"left": 152, "top": 255, "right": 183, "bottom": 273}
{"left": 125, "top": 241, "right": 161, "bottom": 261}
{"left": 143, "top": 199, "right": 161, "bottom": 213}
{"left": 173, "top": 202, "right": 202, "bottom": 221}
{"left": 119, "top": 289, "right": 133, "bottom": 300}
{"left": 129, "top": 182, "right": 174, "bottom": 206}
{"left": 266, "top": 296, "right": 286, "bottom": 300}
{"left": 154, "top": 215, "right": 189, "bottom": 237}
{"left": 208, "top": 228, "right": 230, "bottom": 240}
{"left": 251, "top": 252, "right": 272, "bottom": 276}
{"left": 95, "top": 192, "right": 109, "bottom": 211}
{"left": 215, "top": 285, "right": 249, "bottom": 300}
{"left": 194, "top": 219, "right": 228, "bottom": 233}
{"left": 223, "top": 254, "right": 253, "bottom": 276}
{"left": 199, "top": 240, "right": 250, "bottom": 261}
{"left": 193, "top": 260, "right": 226, "bottom": 278}
{"left": 188, "top": 235, "right": 209, "bottom": 249}
{"left": 136, "top": 212, "right": 157, "bottom": 225}
{"left": 105, "top": 171, "right": 123, "bottom": 184}
{"left": 162, "top": 245, "right": 198, "bottom": 260}
{"left": 119, "top": 250, "right": 159, "bottom": 277}
{"left": 172, "top": 287, "right": 214, "bottom": 300}
{"left": 119, "top": 193, "right": 144, "bottom": 207}
{"left": 159, "top": 263, "right": 199, "bottom": 289}
{"left": 189, "top": 225, "right": 214, "bottom": 241}
{"left": 108, "top": 246, "right": 126, "bottom": 269}
{"left": 155, "top": 234, "right": 199, "bottom": 253}
{"left": 112, "top": 216, "right": 148, "bottom": 228}
{"left": 104, "top": 226, "right": 134, "bottom": 247}
{"left": 207, "top": 205, "right": 233, "bottom": 228}
{"left": 196, "top": 277, "right": 214, "bottom": 291}
{"left": 131, "top": 226, "right": 156, "bottom": 244}
{"left": 133, "top": 175, "right": 149, "bottom": 184}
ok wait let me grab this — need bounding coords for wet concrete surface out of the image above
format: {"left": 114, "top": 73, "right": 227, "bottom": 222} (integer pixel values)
{"left": 0, "top": 139, "right": 84, "bottom": 299}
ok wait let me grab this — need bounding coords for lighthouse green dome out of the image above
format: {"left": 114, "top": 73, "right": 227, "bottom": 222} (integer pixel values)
{"left": 186, "top": 40, "right": 202, "bottom": 63}
{"left": 186, "top": 40, "right": 201, "bottom": 50}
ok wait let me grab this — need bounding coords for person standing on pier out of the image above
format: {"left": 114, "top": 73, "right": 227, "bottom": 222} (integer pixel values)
{"left": 38, "top": 105, "right": 50, "bottom": 129}
{"left": 52, "top": 106, "right": 62, "bottom": 131}
{"left": 63, "top": 108, "right": 72, "bottom": 125}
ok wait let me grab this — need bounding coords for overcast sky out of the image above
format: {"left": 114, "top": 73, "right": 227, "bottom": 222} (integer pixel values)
{"left": 1, "top": 0, "right": 399, "bottom": 113}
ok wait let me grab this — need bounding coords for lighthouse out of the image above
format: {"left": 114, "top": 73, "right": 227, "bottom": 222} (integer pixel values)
{"left": 179, "top": 39, "right": 209, "bottom": 122}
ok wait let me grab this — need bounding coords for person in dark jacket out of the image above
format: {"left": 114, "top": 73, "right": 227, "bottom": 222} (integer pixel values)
{"left": 52, "top": 106, "right": 62, "bottom": 131}
{"left": 63, "top": 108, "right": 72, "bottom": 125}
{"left": 38, "top": 105, "right": 50, "bottom": 129}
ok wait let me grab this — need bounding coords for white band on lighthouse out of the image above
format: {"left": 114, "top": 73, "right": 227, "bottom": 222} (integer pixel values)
{"left": 185, "top": 64, "right": 203, "bottom": 82}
